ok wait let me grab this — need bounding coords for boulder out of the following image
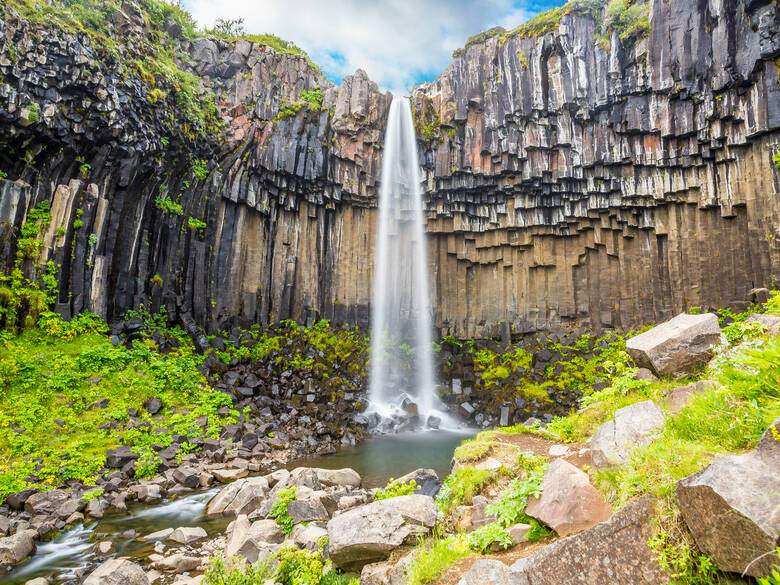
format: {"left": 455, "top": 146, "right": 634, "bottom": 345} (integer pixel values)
{"left": 675, "top": 419, "right": 780, "bottom": 577}
{"left": 24, "top": 490, "right": 69, "bottom": 516}
{"left": 212, "top": 468, "right": 249, "bottom": 483}
{"left": 0, "top": 529, "right": 37, "bottom": 566}
{"left": 288, "top": 497, "right": 330, "bottom": 524}
{"left": 153, "top": 553, "right": 201, "bottom": 573}
{"left": 83, "top": 559, "right": 149, "bottom": 585}
{"left": 360, "top": 562, "right": 393, "bottom": 585}
{"left": 745, "top": 313, "right": 780, "bottom": 334}
{"left": 510, "top": 496, "right": 668, "bottom": 585}
{"left": 626, "top": 313, "right": 721, "bottom": 377}
{"left": 292, "top": 523, "right": 328, "bottom": 551}
{"left": 526, "top": 459, "right": 612, "bottom": 537}
{"left": 168, "top": 527, "right": 207, "bottom": 545}
{"left": 590, "top": 401, "right": 665, "bottom": 469}
{"left": 508, "top": 523, "right": 531, "bottom": 545}
{"left": 173, "top": 466, "right": 200, "bottom": 489}
{"left": 457, "top": 560, "right": 516, "bottom": 585}
{"left": 135, "top": 484, "right": 164, "bottom": 502}
{"left": 142, "top": 528, "right": 174, "bottom": 541}
{"left": 206, "top": 476, "right": 269, "bottom": 516}
{"left": 311, "top": 468, "right": 361, "bottom": 488}
{"left": 327, "top": 494, "right": 437, "bottom": 570}
{"left": 225, "top": 516, "right": 282, "bottom": 563}
{"left": 105, "top": 445, "right": 138, "bottom": 468}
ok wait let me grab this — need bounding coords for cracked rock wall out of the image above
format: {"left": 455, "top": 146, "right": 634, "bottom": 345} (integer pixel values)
{"left": 0, "top": 0, "right": 778, "bottom": 337}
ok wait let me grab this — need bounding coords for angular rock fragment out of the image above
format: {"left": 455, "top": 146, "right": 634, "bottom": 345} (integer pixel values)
{"left": 590, "top": 401, "right": 665, "bottom": 469}
{"left": 511, "top": 496, "right": 668, "bottom": 585}
{"left": 327, "top": 494, "right": 437, "bottom": 570}
{"left": 626, "top": 313, "right": 721, "bottom": 377}
{"left": 675, "top": 419, "right": 780, "bottom": 577}
{"left": 526, "top": 459, "right": 612, "bottom": 537}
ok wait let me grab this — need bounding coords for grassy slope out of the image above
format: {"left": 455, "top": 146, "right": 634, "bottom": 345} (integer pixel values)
{"left": 403, "top": 293, "right": 780, "bottom": 585}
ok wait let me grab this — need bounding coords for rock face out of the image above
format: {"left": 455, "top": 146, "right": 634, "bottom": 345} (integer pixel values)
{"left": 511, "top": 496, "right": 668, "bottom": 585}
{"left": 525, "top": 459, "right": 612, "bottom": 536}
{"left": 590, "top": 401, "right": 665, "bottom": 469}
{"left": 626, "top": 314, "right": 722, "bottom": 377}
{"left": 327, "top": 495, "right": 437, "bottom": 570}
{"left": 675, "top": 419, "right": 780, "bottom": 578}
{"left": 1, "top": 0, "right": 778, "bottom": 337}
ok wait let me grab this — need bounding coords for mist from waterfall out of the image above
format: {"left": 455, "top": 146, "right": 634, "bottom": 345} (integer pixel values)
{"left": 368, "top": 96, "right": 440, "bottom": 425}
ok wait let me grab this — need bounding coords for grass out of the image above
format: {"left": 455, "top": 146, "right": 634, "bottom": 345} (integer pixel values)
{"left": 0, "top": 310, "right": 238, "bottom": 502}
{"left": 405, "top": 532, "right": 471, "bottom": 585}
{"left": 435, "top": 467, "right": 501, "bottom": 514}
{"left": 453, "top": 440, "right": 494, "bottom": 462}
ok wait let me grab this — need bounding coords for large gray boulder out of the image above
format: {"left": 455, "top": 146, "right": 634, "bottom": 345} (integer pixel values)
{"left": 327, "top": 494, "right": 437, "bottom": 570}
{"left": 526, "top": 459, "right": 612, "bottom": 537}
{"left": 590, "top": 401, "right": 665, "bottom": 469}
{"left": 206, "top": 476, "right": 269, "bottom": 516}
{"left": 311, "top": 468, "right": 361, "bottom": 488}
{"left": 675, "top": 419, "right": 780, "bottom": 578}
{"left": 511, "top": 496, "right": 669, "bottom": 585}
{"left": 626, "top": 313, "right": 721, "bottom": 377}
{"left": 83, "top": 558, "right": 149, "bottom": 585}
{"left": 0, "top": 529, "right": 36, "bottom": 566}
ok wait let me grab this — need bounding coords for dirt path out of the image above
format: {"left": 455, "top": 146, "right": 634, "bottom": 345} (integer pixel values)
{"left": 493, "top": 432, "right": 591, "bottom": 469}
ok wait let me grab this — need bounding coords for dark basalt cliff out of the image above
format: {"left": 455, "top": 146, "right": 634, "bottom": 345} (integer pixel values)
{"left": 1, "top": 0, "right": 778, "bottom": 338}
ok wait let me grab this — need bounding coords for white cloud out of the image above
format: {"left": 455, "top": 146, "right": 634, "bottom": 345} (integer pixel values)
{"left": 180, "top": 0, "right": 539, "bottom": 95}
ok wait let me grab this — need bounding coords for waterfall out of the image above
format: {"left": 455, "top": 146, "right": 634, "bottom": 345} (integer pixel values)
{"left": 368, "top": 96, "right": 443, "bottom": 429}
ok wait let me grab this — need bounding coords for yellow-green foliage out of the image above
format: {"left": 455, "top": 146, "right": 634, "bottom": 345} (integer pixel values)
{"left": 374, "top": 478, "right": 417, "bottom": 500}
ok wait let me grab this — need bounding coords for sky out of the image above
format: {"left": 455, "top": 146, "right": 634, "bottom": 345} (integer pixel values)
{"left": 181, "top": 0, "right": 563, "bottom": 95}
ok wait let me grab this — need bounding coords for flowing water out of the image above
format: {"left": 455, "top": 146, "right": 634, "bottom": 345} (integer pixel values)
{"left": 4, "top": 431, "right": 468, "bottom": 584}
{"left": 369, "top": 96, "right": 443, "bottom": 422}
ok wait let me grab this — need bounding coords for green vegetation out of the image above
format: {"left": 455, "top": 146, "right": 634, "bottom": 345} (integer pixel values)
{"left": 405, "top": 532, "right": 471, "bottom": 585}
{"left": 274, "top": 88, "right": 325, "bottom": 121}
{"left": 270, "top": 486, "right": 298, "bottom": 535}
{"left": 204, "top": 542, "right": 357, "bottom": 585}
{"left": 203, "top": 17, "right": 320, "bottom": 73}
{"left": 435, "top": 467, "right": 500, "bottom": 514}
{"left": 0, "top": 309, "right": 239, "bottom": 502}
{"left": 373, "top": 478, "right": 417, "bottom": 500}
{"left": 191, "top": 158, "right": 209, "bottom": 181}
{"left": 468, "top": 522, "right": 514, "bottom": 553}
{"left": 453, "top": 439, "right": 493, "bottom": 462}
{"left": 155, "top": 194, "right": 183, "bottom": 216}
{"left": 187, "top": 216, "right": 207, "bottom": 235}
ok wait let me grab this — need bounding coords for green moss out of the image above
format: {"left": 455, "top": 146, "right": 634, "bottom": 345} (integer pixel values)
{"left": 453, "top": 439, "right": 493, "bottom": 462}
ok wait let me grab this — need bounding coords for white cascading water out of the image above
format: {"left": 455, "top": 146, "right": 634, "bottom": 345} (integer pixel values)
{"left": 368, "top": 96, "right": 444, "bottom": 427}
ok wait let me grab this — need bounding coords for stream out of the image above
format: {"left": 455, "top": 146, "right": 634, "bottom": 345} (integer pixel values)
{"left": 5, "top": 430, "right": 469, "bottom": 584}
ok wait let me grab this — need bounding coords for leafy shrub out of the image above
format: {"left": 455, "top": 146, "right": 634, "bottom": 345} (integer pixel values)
{"left": 374, "top": 478, "right": 417, "bottom": 500}
{"left": 155, "top": 195, "right": 183, "bottom": 216}
{"left": 270, "top": 487, "right": 297, "bottom": 534}
{"left": 468, "top": 522, "right": 513, "bottom": 553}
{"left": 192, "top": 158, "right": 209, "bottom": 180}
{"left": 435, "top": 467, "right": 498, "bottom": 513}
{"left": 722, "top": 319, "right": 765, "bottom": 344}
{"left": 276, "top": 545, "right": 325, "bottom": 585}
